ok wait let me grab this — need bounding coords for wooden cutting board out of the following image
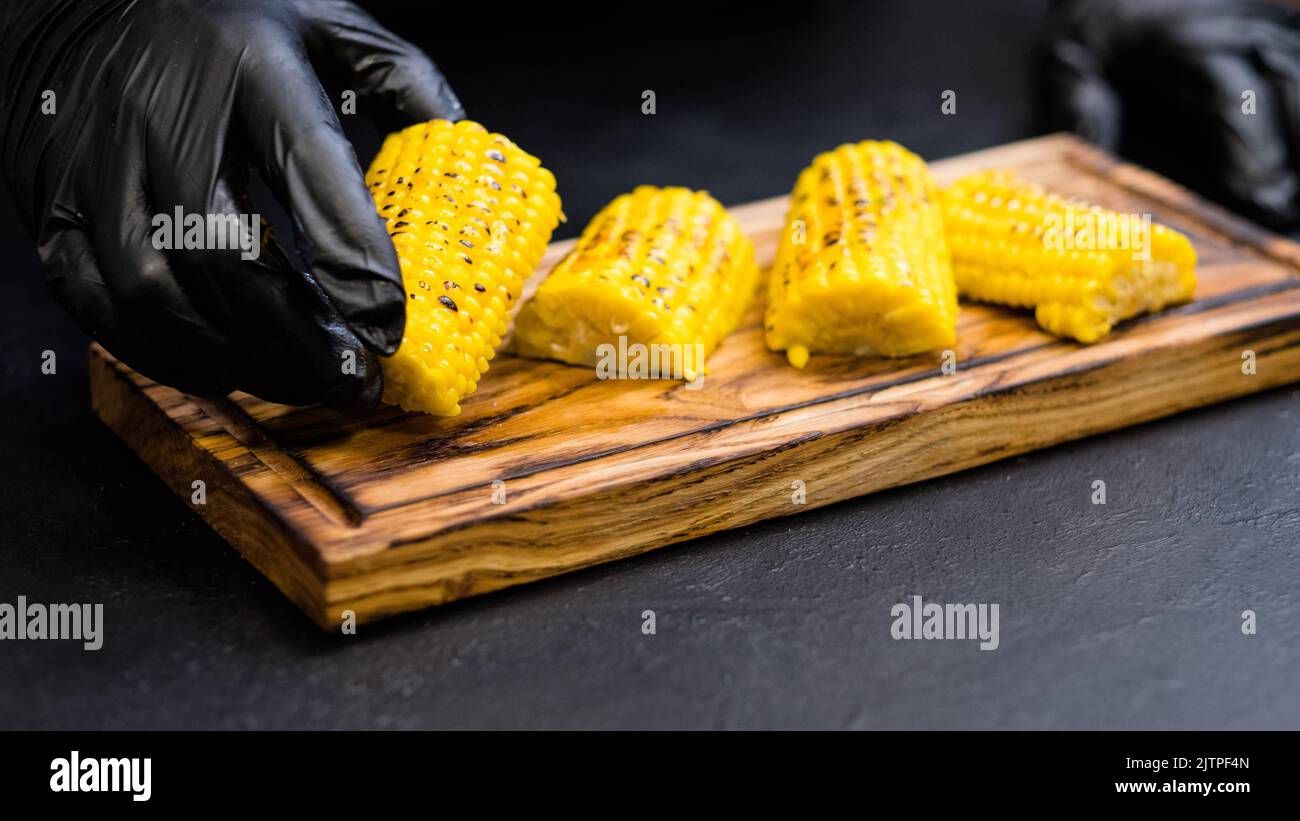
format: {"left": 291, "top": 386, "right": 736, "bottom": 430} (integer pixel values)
{"left": 89, "top": 134, "right": 1300, "bottom": 629}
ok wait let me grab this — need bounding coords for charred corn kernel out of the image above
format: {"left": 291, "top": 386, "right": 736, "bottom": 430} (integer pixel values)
{"left": 942, "top": 170, "right": 1197, "bottom": 343}
{"left": 765, "top": 141, "right": 957, "bottom": 367}
{"left": 366, "top": 120, "right": 562, "bottom": 415}
{"left": 513, "top": 186, "right": 758, "bottom": 380}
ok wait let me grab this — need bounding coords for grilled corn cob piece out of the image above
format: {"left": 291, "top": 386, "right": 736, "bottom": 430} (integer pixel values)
{"left": 942, "top": 170, "right": 1197, "bottom": 343}
{"left": 513, "top": 186, "right": 758, "bottom": 380}
{"left": 765, "top": 140, "right": 957, "bottom": 368}
{"left": 367, "top": 119, "right": 562, "bottom": 415}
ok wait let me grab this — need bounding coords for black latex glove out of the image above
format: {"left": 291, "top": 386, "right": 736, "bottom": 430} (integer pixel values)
{"left": 0, "top": 0, "right": 464, "bottom": 409}
{"left": 1042, "top": 0, "right": 1300, "bottom": 229}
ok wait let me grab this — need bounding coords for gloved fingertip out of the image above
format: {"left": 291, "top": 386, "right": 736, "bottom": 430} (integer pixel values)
{"left": 393, "top": 55, "right": 465, "bottom": 125}
{"left": 340, "top": 279, "right": 406, "bottom": 355}
{"left": 359, "top": 323, "right": 403, "bottom": 357}
{"left": 1247, "top": 178, "right": 1300, "bottom": 229}
{"left": 323, "top": 347, "right": 386, "bottom": 413}
{"left": 439, "top": 90, "right": 467, "bottom": 123}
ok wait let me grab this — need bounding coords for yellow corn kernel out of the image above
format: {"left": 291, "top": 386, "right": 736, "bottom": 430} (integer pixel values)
{"left": 942, "top": 170, "right": 1197, "bottom": 343}
{"left": 366, "top": 120, "right": 562, "bottom": 415}
{"left": 513, "top": 186, "right": 758, "bottom": 381}
{"left": 765, "top": 140, "right": 957, "bottom": 367}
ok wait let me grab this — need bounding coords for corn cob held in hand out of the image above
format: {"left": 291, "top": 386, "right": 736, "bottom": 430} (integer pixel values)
{"left": 513, "top": 186, "right": 758, "bottom": 381}
{"left": 941, "top": 170, "right": 1197, "bottom": 343}
{"left": 765, "top": 140, "right": 958, "bottom": 368}
{"left": 366, "top": 119, "right": 562, "bottom": 415}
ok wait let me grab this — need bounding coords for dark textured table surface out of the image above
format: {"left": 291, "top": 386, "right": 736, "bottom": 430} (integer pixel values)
{"left": 1, "top": 0, "right": 1297, "bottom": 730}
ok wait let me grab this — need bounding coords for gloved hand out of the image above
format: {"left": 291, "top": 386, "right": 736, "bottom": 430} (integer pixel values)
{"left": 0, "top": 0, "right": 464, "bottom": 409}
{"left": 1041, "top": 0, "right": 1300, "bottom": 229}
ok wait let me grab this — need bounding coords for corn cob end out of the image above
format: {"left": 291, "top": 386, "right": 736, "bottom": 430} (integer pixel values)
{"left": 942, "top": 170, "right": 1197, "bottom": 344}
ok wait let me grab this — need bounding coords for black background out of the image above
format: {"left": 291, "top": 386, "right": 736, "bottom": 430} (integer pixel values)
{"left": 0, "top": 731, "right": 1281, "bottom": 805}
{"left": 0, "top": 0, "right": 1297, "bottom": 730}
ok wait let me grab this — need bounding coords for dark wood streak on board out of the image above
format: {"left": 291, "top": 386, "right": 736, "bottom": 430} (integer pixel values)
{"left": 279, "top": 375, "right": 595, "bottom": 456}
{"left": 88, "top": 134, "right": 1300, "bottom": 628}
{"left": 356, "top": 342, "right": 1056, "bottom": 514}
{"left": 188, "top": 396, "right": 365, "bottom": 528}
{"left": 362, "top": 277, "right": 1300, "bottom": 514}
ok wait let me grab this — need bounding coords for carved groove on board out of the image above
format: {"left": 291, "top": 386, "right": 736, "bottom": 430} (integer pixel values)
{"left": 188, "top": 396, "right": 364, "bottom": 528}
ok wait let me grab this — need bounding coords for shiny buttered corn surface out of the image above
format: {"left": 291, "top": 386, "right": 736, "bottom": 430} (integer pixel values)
{"left": 363, "top": 123, "right": 1199, "bottom": 415}
{"left": 513, "top": 186, "right": 758, "bottom": 379}
{"left": 765, "top": 140, "right": 958, "bottom": 368}
{"left": 367, "top": 119, "right": 562, "bottom": 415}
{"left": 942, "top": 170, "right": 1197, "bottom": 343}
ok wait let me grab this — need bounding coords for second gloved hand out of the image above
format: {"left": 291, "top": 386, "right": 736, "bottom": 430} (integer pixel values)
{"left": 0, "top": 0, "right": 465, "bottom": 409}
{"left": 1042, "top": 0, "right": 1300, "bottom": 229}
